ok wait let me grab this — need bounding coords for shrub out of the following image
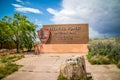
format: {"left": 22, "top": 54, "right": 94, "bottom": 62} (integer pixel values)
{"left": 115, "top": 37, "right": 120, "bottom": 43}
{"left": 108, "top": 44, "right": 120, "bottom": 64}
{"left": 87, "top": 38, "right": 120, "bottom": 68}
{"left": 117, "top": 61, "right": 120, "bottom": 69}
{"left": 88, "top": 41, "right": 113, "bottom": 56}
{"left": 87, "top": 52, "right": 95, "bottom": 60}
{"left": 88, "top": 55, "right": 110, "bottom": 65}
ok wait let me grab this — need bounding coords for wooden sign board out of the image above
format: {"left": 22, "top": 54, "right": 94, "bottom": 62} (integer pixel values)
{"left": 42, "top": 24, "right": 89, "bottom": 44}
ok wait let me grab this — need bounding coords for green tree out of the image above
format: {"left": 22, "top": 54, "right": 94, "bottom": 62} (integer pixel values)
{"left": 0, "top": 13, "right": 36, "bottom": 52}
{"left": 0, "top": 16, "right": 13, "bottom": 49}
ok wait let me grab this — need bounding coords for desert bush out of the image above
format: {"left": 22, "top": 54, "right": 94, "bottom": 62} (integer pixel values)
{"left": 115, "top": 37, "right": 120, "bottom": 43}
{"left": 89, "top": 41, "right": 113, "bottom": 56}
{"left": 108, "top": 44, "right": 120, "bottom": 64}
{"left": 87, "top": 39, "right": 120, "bottom": 68}
{"left": 88, "top": 54, "right": 110, "bottom": 65}
{"left": 87, "top": 52, "right": 95, "bottom": 61}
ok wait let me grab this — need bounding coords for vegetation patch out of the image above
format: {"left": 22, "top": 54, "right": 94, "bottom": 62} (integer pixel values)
{"left": 57, "top": 74, "right": 68, "bottom": 80}
{"left": 0, "top": 54, "right": 24, "bottom": 79}
{"left": 87, "top": 38, "right": 120, "bottom": 68}
{"left": 57, "top": 74, "right": 93, "bottom": 80}
{"left": 0, "top": 54, "right": 24, "bottom": 63}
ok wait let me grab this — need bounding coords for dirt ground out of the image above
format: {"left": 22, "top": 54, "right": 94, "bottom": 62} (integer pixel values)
{"left": 3, "top": 53, "right": 120, "bottom": 80}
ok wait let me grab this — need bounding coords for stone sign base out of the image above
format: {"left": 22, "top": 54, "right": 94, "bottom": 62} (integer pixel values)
{"left": 37, "top": 44, "right": 88, "bottom": 53}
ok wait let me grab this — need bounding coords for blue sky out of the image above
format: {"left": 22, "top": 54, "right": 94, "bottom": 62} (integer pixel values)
{"left": 0, "top": 0, "right": 120, "bottom": 38}
{"left": 0, "top": 0, "right": 61, "bottom": 25}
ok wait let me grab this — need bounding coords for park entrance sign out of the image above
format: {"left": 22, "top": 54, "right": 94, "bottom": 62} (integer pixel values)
{"left": 37, "top": 24, "right": 89, "bottom": 53}
{"left": 38, "top": 24, "right": 89, "bottom": 44}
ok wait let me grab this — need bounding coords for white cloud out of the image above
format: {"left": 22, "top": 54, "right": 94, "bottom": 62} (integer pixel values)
{"left": 12, "top": 4, "right": 23, "bottom": 7}
{"left": 16, "top": 7, "right": 41, "bottom": 14}
{"left": 16, "top": 0, "right": 23, "bottom": 3}
{"left": 16, "top": 0, "right": 24, "bottom": 4}
{"left": 47, "top": 0, "right": 120, "bottom": 38}
{"left": 12, "top": 4, "right": 42, "bottom": 14}
{"left": 47, "top": 8, "right": 57, "bottom": 15}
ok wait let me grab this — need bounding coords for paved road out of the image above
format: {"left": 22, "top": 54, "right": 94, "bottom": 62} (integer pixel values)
{"left": 3, "top": 53, "right": 120, "bottom": 80}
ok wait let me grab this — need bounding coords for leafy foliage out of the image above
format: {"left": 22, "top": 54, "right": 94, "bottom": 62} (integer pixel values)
{"left": 0, "top": 13, "right": 36, "bottom": 52}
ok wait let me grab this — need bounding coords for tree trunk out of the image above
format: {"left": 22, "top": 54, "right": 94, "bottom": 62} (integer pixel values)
{"left": 0, "top": 43, "right": 2, "bottom": 49}
{"left": 16, "top": 41, "right": 19, "bottom": 53}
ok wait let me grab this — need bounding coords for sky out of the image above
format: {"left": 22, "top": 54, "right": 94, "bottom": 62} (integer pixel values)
{"left": 0, "top": 0, "right": 120, "bottom": 38}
